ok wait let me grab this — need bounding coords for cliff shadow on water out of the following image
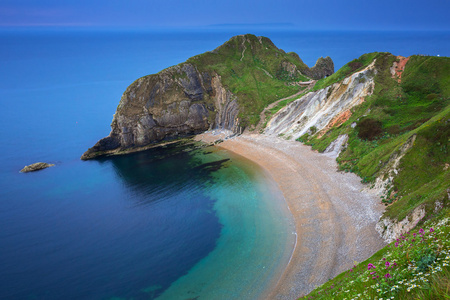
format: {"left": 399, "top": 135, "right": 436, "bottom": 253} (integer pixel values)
{"left": 95, "top": 141, "right": 231, "bottom": 205}
{"left": 89, "top": 141, "right": 237, "bottom": 299}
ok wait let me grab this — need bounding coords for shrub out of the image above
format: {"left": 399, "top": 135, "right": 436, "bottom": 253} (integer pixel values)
{"left": 309, "top": 126, "right": 318, "bottom": 134}
{"left": 348, "top": 61, "right": 363, "bottom": 72}
{"left": 357, "top": 118, "right": 383, "bottom": 141}
{"left": 414, "top": 248, "right": 437, "bottom": 272}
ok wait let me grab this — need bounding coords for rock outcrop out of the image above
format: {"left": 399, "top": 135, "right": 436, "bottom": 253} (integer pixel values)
{"left": 81, "top": 65, "right": 239, "bottom": 160}
{"left": 304, "top": 56, "right": 334, "bottom": 79}
{"left": 82, "top": 34, "right": 334, "bottom": 160}
{"left": 265, "top": 60, "right": 376, "bottom": 140}
{"left": 20, "top": 162, "right": 55, "bottom": 173}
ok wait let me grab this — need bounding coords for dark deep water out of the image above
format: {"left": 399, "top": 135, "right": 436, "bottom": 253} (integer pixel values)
{"left": 0, "top": 29, "right": 448, "bottom": 299}
{"left": 1, "top": 142, "right": 222, "bottom": 299}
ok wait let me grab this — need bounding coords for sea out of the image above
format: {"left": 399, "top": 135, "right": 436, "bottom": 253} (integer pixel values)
{"left": 1, "top": 28, "right": 449, "bottom": 300}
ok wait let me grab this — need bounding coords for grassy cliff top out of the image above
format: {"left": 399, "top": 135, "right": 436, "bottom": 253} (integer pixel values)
{"left": 145, "top": 34, "right": 333, "bottom": 128}
{"left": 299, "top": 53, "right": 450, "bottom": 299}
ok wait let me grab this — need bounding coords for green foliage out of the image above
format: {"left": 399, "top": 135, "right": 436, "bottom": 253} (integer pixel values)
{"left": 297, "top": 53, "right": 450, "bottom": 300}
{"left": 303, "top": 54, "right": 449, "bottom": 220}
{"left": 414, "top": 248, "right": 437, "bottom": 272}
{"left": 309, "top": 126, "right": 318, "bottom": 134}
{"left": 187, "top": 34, "right": 313, "bottom": 127}
{"left": 299, "top": 210, "right": 450, "bottom": 300}
{"left": 313, "top": 52, "right": 380, "bottom": 91}
{"left": 357, "top": 118, "right": 383, "bottom": 141}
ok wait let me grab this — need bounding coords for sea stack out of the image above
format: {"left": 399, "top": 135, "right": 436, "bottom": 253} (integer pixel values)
{"left": 20, "top": 162, "right": 55, "bottom": 173}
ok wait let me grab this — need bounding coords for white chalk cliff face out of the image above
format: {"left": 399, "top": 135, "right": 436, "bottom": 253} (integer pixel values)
{"left": 265, "top": 60, "right": 377, "bottom": 140}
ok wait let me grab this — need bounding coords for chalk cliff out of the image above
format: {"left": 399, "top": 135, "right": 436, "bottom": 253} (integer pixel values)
{"left": 265, "top": 60, "right": 376, "bottom": 139}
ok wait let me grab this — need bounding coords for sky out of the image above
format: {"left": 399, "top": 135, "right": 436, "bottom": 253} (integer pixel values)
{"left": 1, "top": 0, "right": 449, "bottom": 31}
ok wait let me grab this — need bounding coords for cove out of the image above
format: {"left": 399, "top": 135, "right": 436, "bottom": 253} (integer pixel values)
{"left": 155, "top": 145, "right": 296, "bottom": 300}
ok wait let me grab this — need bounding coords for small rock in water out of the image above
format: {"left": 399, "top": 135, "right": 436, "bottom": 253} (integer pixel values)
{"left": 20, "top": 162, "right": 55, "bottom": 173}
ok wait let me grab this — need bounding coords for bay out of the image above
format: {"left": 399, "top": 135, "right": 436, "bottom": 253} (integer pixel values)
{"left": 0, "top": 28, "right": 448, "bottom": 299}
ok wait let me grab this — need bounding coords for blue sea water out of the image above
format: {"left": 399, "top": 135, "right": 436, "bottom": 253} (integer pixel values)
{"left": 0, "top": 28, "right": 449, "bottom": 299}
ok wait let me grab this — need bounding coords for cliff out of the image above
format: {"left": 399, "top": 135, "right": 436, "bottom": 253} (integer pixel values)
{"left": 263, "top": 52, "right": 450, "bottom": 242}
{"left": 82, "top": 34, "right": 334, "bottom": 160}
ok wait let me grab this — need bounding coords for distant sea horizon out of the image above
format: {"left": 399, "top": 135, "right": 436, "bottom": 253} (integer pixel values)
{"left": 1, "top": 28, "right": 448, "bottom": 299}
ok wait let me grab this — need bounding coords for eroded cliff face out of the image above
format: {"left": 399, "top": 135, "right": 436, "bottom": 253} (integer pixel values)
{"left": 82, "top": 34, "right": 335, "bottom": 160}
{"left": 81, "top": 64, "right": 239, "bottom": 160}
{"left": 264, "top": 60, "right": 376, "bottom": 140}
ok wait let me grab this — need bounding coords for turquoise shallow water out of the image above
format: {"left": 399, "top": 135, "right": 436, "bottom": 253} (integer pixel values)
{"left": 156, "top": 148, "right": 296, "bottom": 300}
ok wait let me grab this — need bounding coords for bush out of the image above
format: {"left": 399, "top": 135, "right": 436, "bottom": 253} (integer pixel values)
{"left": 348, "top": 61, "right": 363, "bottom": 72}
{"left": 309, "top": 126, "right": 318, "bottom": 134}
{"left": 357, "top": 118, "right": 383, "bottom": 141}
{"left": 414, "top": 248, "right": 437, "bottom": 272}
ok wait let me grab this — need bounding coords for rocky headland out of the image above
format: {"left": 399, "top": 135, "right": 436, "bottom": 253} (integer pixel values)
{"left": 81, "top": 34, "right": 334, "bottom": 160}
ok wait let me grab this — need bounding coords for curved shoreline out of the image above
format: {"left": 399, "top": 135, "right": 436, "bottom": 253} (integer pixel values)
{"left": 198, "top": 133, "right": 386, "bottom": 299}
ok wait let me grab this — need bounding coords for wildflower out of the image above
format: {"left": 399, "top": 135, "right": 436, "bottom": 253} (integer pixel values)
{"left": 385, "top": 261, "right": 390, "bottom": 268}
{"left": 385, "top": 273, "right": 391, "bottom": 278}
{"left": 413, "top": 233, "right": 417, "bottom": 237}
{"left": 419, "top": 228, "right": 424, "bottom": 234}
{"left": 430, "top": 228, "right": 434, "bottom": 233}
{"left": 368, "top": 263, "right": 376, "bottom": 270}
{"left": 370, "top": 271, "right": 376, "bottom": 275}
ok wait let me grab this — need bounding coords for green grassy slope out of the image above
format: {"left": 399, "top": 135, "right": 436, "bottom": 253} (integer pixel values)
{"left": 313, "top": 52, "right": 380, "bottom": 91}
{"left": 297, "top": 54, "right": 450, "bottom": 299}
{"left": 299, "top": 208, "right": 450, "bottom": 300}
{"left": 187, "top": 34, "right": 315, "bottom": 127}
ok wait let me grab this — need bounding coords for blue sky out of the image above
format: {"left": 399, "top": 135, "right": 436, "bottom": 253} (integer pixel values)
{"left": 1, "top": 0, "right": 449, "bottom": 30}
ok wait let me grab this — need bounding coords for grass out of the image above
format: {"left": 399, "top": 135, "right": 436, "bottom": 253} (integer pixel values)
{"left": 313, "top": 52, "right": 380, "bottom": 91}
{"left": 300, "top": 54, "right": 449, "bottom": 220}
{"left": 296, "top": 53, "right": 450, "bottom": 300}
{"left": 186, "top": 34, "right": 318, "bottom": 127}
{"left": 299, "top": 208, "right": 450, "bottom": 300}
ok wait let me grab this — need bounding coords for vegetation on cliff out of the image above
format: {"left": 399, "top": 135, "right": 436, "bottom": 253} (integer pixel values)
{"left": 82, "top": 34, "right": 334, "bottom": 159}
{"left": 301, "top": 54, "right": 449, "bottom": 220}
{"left": 299, "top": 208, "right": 450, "bottom": 300}
{"left": 297, "top": 53, "right": 449, "bottom": 299}
{"left": 186, "top": 34, "right": 333, "bottom": 127}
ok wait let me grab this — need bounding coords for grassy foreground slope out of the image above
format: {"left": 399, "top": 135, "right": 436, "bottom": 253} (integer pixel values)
{"left": 297, "top": 54, "right": 449, "bottom": 298}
